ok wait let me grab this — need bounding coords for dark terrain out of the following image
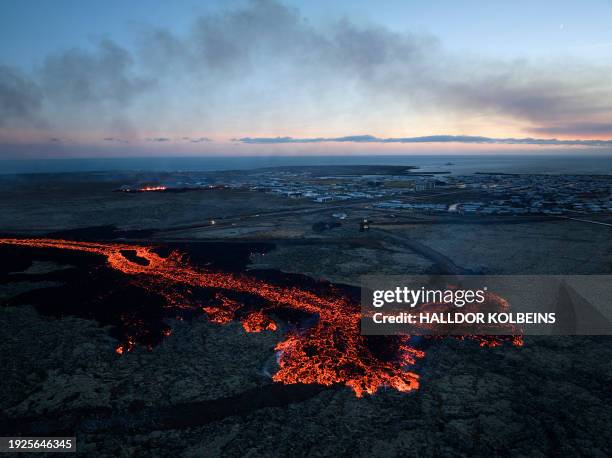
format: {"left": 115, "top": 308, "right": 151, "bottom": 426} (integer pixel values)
{"left": 0, "top": 171, "right": 611, "bottom": 457}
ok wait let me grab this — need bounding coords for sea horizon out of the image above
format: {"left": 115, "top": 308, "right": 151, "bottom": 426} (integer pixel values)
{"left": 2, "top": 153, "right": 612, "bottom": 175}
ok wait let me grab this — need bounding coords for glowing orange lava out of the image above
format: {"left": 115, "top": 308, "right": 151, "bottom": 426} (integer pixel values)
{"left": 242, "top": 311, "right": 277, "bottom": 332}
{"left": 138, "top": 186, "right": 167, "bottom": 192}
{"left": 0, "top": 238, "right": 521, "bottom": 397}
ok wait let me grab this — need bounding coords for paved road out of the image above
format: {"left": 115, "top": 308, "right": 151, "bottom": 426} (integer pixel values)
{"left": 370, "top": 228, "right": 473, "bottom": 275}
{"left": 154, "top": 188, "right": 485, "bottom": 235}
{"left": 559, "top": 216, "right": 612, "bottom": 227}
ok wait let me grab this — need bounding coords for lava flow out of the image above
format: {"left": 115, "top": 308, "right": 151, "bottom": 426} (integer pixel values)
{"left": 136, "top": 186, "right": 167, "bottom": 192}
{"left": 0, "top": 237, "right": 521, "bottom": 397}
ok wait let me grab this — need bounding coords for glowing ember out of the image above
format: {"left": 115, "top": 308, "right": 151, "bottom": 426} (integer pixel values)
{"left": 202, "top": 294, "right": 241, "bottom": 324}
{"left": 242, "top": 311, "right": 277, "bottom": 332}
{"left": 138, "top": 186, "right": 167, "bottom": 192}
{"left": 0, "top": 237, "right": 522, "bottom": 397}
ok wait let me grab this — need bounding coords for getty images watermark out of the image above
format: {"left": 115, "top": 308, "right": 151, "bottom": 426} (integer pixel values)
{"left": 361, "top": 275, "right": 612, "bottom": 336}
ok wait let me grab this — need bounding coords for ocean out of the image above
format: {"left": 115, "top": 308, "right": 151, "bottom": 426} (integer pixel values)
{"left": 1, "top": 154, "right": 612, "bottom": 175}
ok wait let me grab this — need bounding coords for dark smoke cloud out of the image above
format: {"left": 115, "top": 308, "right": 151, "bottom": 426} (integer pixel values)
{"left": 1, "top": 38, "right": 155, "bottom": 137}
{"left": 528, "top": 123, "right": 612, "bottom": 137}
{"left": 39, "top": 39, "right": 153, "bottom": 110}
{"left": 1, "top": 0, "right": 611, "bottom": 140}
{"left": 0, "top": 65, "right": 43, "bottom": 126}
{"left": 135, "top": 0, "right": 612, "bottom": 131}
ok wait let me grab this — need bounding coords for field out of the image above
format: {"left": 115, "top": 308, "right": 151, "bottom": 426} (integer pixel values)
{"left": 1, "top": 170, "right": 611, "bottom": 456}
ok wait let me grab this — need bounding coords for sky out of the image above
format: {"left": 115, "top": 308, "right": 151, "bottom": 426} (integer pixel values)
{"left": 1, "top": 0, "right": 612, "bottom": 158}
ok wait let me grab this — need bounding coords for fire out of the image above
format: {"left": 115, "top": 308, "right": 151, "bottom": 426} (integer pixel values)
{"left": 115, "top": 337, "right": 135, "bottom": 354}
{"left": 202, "top": 294, "right": 241, "bottom": 324}
{"left": 242, "top": 311, "right": 277, "bottom": 332}
{"left": 117, "top": 185, "right": 167, "bottom": 193}
{"left": 0, "top": 237, "right": 521, "bottom": 397}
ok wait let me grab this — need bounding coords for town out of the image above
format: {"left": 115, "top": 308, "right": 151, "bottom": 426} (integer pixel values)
{"left": 118, "top": 167, "right": 612, "bottom": 217}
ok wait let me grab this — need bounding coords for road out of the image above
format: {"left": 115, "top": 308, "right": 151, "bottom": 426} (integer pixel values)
{"left": 370, "top": 228, "right": 473, "bottom": 275}
{"left": 154, "top": 188, "right": 486, "bottom": 236}
{"left": 559, "top": 216, "right": 612, "bottom": 227}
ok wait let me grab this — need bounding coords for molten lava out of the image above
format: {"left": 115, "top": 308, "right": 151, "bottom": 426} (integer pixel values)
{"left": 0, "top": 237, "right": 521, "bottom": 397}
{"left": 138, "top": 186, "right": 167, "bottom": 192}
{"left": 241, "top": 311, "right": 277, "bottom": 332}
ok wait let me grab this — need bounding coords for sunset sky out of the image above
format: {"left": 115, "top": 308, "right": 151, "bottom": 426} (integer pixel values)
{"left": 1, "top": 0, "right": 612, "bottom": 158}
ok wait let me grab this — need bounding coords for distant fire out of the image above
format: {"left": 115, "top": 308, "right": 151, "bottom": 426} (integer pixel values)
{"left": 0, "top": 237, "right": 522, "bottom": 397}
{"left": 116, "top": 184, "right": 230, "bottom": 193}
{"left": 138, "top": 186, "right": 167, "bottom": 192}
{"left": 117, "top": 185, "right": 167, "bottom": 193}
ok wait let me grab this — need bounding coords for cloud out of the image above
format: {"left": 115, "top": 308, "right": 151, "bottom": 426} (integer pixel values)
{"left": 432, "top": 61, "right": 605, "bottom": 124}
{"left": 130, "top": 0, "right": 612, "bottom": 134}
{"left": 528, "top": 123, "right": 612, "bottom": 137}
{"left": 0, "top": 39, "right": 153, "bottom": 132}
{"left": 181, "top": 136, "right": 212, "bottom": 143}
{"left": 0, "top": 65, "right": 43, "bottom": 126}
{"left": 1, "top": 0, "right": 611, "bottom": 143}
{"left": 237, "top": 135, "right": 612, "bottom": 147}
{"left": 40, "top": 39, "right": 153, "bottom": 107}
